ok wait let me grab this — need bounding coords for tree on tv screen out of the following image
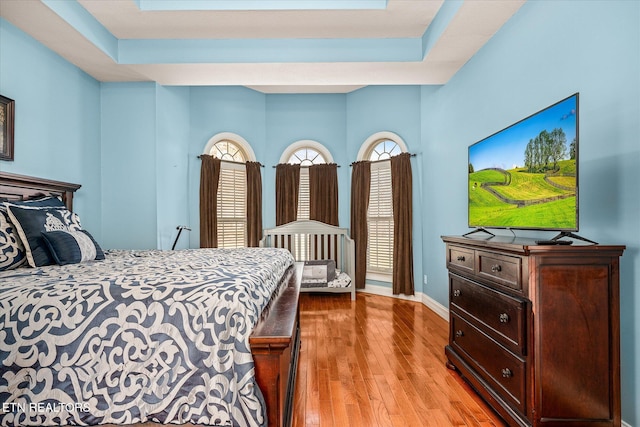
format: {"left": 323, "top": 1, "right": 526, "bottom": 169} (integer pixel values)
{"left": 523, "top": 128, "right": 567, "bottom": 173}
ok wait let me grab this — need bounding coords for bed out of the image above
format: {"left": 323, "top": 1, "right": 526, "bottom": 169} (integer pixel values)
{"left": 0, "top": 172, "right": 301, "bottom": 427}
{"left": 260, "top": 220, "right": 355, "bottom": 300}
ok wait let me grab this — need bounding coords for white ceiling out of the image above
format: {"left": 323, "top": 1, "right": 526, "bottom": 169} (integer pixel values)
{"left": 0, "top": 0, "right": 525, "bottom": 93}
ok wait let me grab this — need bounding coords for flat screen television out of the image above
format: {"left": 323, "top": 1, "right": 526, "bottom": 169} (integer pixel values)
{"left": 468, "top": 93, "right": 578, "bottom": 233}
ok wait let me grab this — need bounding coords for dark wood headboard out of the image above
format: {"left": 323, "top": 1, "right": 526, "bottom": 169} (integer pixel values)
{"left": 0, "top": 172, "right": 81, "bottom": 210}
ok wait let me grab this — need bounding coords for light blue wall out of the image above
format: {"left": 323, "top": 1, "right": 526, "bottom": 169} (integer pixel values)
{"left": 100, "top": 83, "right": 191, "bottom": 250}
{"left": 264, "top": 94, "right": 347, "bottom": 227}
{"left": 156, "top": 85, "right": 190, "bottom": 250}
{"left": 100, "top": 82, "right": 158, "bottom": 249}
{"left": 0, "top": 18, "right": 102, "bottom": 239}
{"left": 420, "top": 1, "right": 640, "bottom": 423}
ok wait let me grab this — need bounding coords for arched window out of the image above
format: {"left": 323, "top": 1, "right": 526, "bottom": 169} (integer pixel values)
{"left": 287, "top": 147, "right": 327, "bottom": 166}
{"left": 367, "top": 139, "right": 403, "bottom": 161}
{"left": 280, "top": 140, "right": 332, "bottom": 220}
{"left": 203, "top": 133, "right": 255, "bottom": 248}
{"left": 209, "top": 140, "right": 247, "bottom": 162}
{"left": 358, "top": 132, "right": 408, "bottom": 275}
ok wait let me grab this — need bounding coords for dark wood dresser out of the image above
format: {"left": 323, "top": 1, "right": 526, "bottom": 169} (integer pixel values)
{"left": 441, "top": 235, "right": 625, "bottom": 427}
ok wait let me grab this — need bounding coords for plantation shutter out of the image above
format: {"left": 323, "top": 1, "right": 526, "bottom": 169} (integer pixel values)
{"left": 294, "top": 167, "right": 311, "bottom": 253}
{"left": 367, "top": 161, "right": 393, "bottom": 273}
{"left": 297, "top": 167, "right": 310, "bottom": 220}
{"left": 217, "top": 162, "right": 247, "bottom": 248}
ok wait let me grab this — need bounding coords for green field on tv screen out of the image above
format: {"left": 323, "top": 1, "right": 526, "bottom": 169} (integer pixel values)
{"left": 468, "top": 159, "right": 577, "bottom": 229}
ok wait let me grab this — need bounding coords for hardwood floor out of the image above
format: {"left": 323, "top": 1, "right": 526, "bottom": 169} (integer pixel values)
{"left": 292, "top": 292, "right": 506, "bottom": 427}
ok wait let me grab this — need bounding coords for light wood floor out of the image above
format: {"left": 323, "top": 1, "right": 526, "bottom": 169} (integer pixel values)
{"left": 291, "top": 292, "right": 506, "bottom": 427}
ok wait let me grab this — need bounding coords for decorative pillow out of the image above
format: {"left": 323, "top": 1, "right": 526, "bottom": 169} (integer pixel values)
{"left": 1, "top": 196, "right": 66, "bottom": 214}
{"left": 0, "top": 210, "right": 27, "bottom": 271}
{"left": 326, "top": 271, "right": 352, "bottom": 288}
{"left": 4, "top": 195, "right": 66, "bottom": 208}
{"left": 6, "top": 205, "right": 84, "bottom": 267}
{"left": 41, "top": 229, "right": 105, "bottom": 265}
{"left": 301, "top": 259, "right": 337, "bottom": 286}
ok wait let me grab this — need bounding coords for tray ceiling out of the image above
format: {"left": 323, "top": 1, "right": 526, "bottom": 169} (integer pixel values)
{"left": 0, "top": 0, "right": 525, "bottom": 93}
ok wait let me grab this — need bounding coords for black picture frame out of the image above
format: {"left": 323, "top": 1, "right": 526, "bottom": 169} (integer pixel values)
{"left": 0, "top": 95, "right": 15, "bottom": 161}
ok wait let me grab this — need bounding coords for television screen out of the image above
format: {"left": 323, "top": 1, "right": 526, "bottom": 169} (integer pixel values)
{"left": 468, "top": 93, "right": 578, "bottom": 231}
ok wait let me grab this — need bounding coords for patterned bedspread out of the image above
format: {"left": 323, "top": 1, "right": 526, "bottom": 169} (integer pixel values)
{"left": 0, "top": 247, "right": 295, "bottom": 427}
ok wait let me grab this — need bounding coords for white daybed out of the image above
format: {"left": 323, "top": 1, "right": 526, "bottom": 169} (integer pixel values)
{"left": 260, "top": 220, "right": 356, "bottom": 300}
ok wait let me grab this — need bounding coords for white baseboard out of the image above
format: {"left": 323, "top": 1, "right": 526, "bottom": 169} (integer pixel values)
{"left": 420, "top": 293, "right": 449, "bottom": 321}
{"left": 622, "top": 420, "right": 632, "bottom": 427}
{"left": 358, "top": 283, "right": 449, "bottom": 321}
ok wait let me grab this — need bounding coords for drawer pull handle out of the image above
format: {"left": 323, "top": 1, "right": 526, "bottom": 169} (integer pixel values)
{"left": 501, "top": 368, "right": 513, "bottom": 378}
{"left": 456, "top": 255, "right": 466, "bottom": 262}
{"left": 499, "top": 313, "right": 510, "bottom": 323}
{"left": 453, "top": 289, "right": 461, "bottom": 297}
{"left": 455, "top": 330, "right": 464, "bottom": 338}
{"left": 491, "top": 264, "right": 502, "bottom": 273}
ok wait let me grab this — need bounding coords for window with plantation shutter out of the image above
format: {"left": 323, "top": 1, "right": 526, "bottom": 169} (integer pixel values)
{"left": 204, "top": 136, "right": 254, "bottom": 249}
{"left": 217, "top": 162, "right": 246, "bottom": 248}
{"left": 282, "top": 144, "right": 329, "bottom": 220}
{"left": 357, "top": 134, "right": 407, "bottom": 277}
{"left": 278, "top": 142, "right": 332, "bottom": 254}
{"left": 367, "top": 161, "right": 393, "bottom": 273}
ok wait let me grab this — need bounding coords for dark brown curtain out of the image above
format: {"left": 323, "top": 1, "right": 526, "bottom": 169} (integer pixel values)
{"left": 391, "top": 153, "right": 414, "bottom": 295}
{"left": 350, "top": 161, "right": 370, "bottom": 289}
{"left": 200, "top": 155, "right": 221, "bottom": 248}
{"left": 309, "top": 163, "right": 339, "bottom": 226}
{"left": 275, "top": 163, "right": 300, "bottom": 226}
{"left": 246, "top": 161, "right": 263, "bottom": 247}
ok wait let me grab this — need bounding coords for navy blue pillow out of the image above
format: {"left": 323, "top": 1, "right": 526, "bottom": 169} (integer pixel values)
{"left": 3, "top": 196, "right": 65, "bottom": 208}
{"left": 41, "top": 229, "right": 105, "bottom": 266}
{"left": 5, "top": 205, "right": 81, "bottom": 267}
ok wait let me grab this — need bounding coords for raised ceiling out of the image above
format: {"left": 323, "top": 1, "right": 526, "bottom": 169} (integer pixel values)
{"left": 0, "top": 0, "right": 525, "bottom": 93}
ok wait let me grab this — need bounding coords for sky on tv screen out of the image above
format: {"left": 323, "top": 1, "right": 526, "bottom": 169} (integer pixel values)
{"left": 469, "top": 95, "right": 577, "bottom": 170}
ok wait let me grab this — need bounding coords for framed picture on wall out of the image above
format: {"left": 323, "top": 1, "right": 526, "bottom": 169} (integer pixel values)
{"left": 0, "top": 95, "right": 15, "bottom": 161}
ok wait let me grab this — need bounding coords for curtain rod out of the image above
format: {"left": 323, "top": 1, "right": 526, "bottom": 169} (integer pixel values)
{"left": 350, "top": 153, "right": 417, "bottom": 167}
{"left": 197, "top": 155, "right": 264, "bottom": 167}
{"left": 271, "top": 164, "right": 341, "bottom": 168}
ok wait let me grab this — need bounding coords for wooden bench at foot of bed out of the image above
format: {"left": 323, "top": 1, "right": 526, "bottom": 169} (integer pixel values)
{"left": 250, "top": 263, "right": 302, "bottom": 427}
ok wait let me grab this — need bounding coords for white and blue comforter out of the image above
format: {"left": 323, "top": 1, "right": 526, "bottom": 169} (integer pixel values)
{"left": 0, "top": 247, "right": 295, "bottom": 427}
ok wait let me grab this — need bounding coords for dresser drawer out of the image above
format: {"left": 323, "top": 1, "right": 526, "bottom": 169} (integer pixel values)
{"left": 447, "top": 245, "right": 474, "bottom": 273}
{"left": 476, "top": 250, "right": 523, "bottom": 292}
{"left": 450, "top": 274, "right": 527, "bottom": 355}
{"left": 451, "top": 313, "right": 526, "bottom": 414}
